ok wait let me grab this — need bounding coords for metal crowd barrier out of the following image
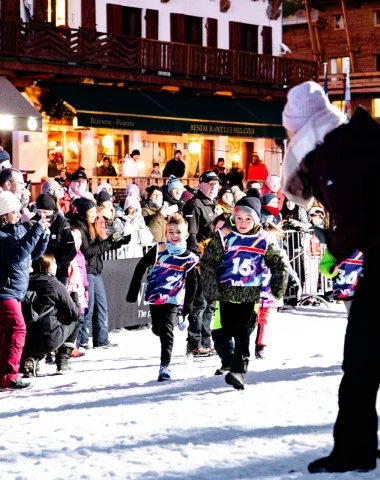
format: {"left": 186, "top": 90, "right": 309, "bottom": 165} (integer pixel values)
{"left": 283, "top": 229, "right": 333, "bottom": 307}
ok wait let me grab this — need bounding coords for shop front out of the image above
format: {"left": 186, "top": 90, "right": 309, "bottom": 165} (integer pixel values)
{"left": 41, "top": 83, "right": 286, "bottom": 195}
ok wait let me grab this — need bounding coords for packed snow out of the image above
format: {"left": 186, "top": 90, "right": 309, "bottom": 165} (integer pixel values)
{"left": 1, "top": 304, "right": 378, "bottom": 480}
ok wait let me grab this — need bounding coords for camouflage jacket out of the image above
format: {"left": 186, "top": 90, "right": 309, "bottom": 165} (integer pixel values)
{"left": 200, "top": 225, "right": 288, "bottom": 304}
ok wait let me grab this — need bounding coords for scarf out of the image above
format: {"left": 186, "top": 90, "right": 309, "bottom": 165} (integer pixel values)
{"left": 262, "top": 204, "right": 279, "bottom": 218}
{"left": 165, "top": 241, "right": 187, "bottom": 256}
{"left": 281, "top": 106, "right": 347, "bottom": 210}
{"left": 148, "top": 200, "right": 162, "bottom": 209}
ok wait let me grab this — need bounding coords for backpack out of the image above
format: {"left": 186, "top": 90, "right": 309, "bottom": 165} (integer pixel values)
{"left": 22, "top": 291, "right": 55, "bottom": 326}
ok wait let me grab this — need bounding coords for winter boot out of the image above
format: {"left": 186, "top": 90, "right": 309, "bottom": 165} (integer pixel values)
{"left": 255, "top": 345, "right": 265, "bottom": 360}
{"left": 158, "top": 365, "right": 171, "bottom": 382}
{"left": 23, "top": 357, "right": 40, "bottom": 378}
{"left": 214, "top": 364, "right": 231, "bottom": 376}
{"left": 56, "top": 347, "right": 73, "bottom": 375}
{"left": 5, "top": 377, "right": 33, "bottom": 390}
{"left": 225, "top": 354, "right": 249, "bottom": 390}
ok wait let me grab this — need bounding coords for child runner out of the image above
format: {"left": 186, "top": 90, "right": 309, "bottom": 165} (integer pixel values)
{"left": 201, "top": 197, "right": 288, "bottom": 390}
{"left": 127, "top": 213, "right": 198, "bottom": 382}
{"left": 320, "top": 249, "right": 363, "bottom": 315}
{"left": 256, "top": 222, "right": 301, "bottom": 359}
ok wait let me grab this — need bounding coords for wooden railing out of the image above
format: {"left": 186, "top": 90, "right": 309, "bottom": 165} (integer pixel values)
{"left": 0, "top": 20, "right": 318, "bottom": 88}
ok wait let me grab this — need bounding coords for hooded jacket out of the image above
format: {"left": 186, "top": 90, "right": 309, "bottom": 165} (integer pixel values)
{"left": 70, "top": 215, "right": 114, "bottom": 275}
{"left": 24, "top": 273, "right": 81, "bottom": 353}
{"left": 0, "top": 221, "right": 49, "bottom": 301}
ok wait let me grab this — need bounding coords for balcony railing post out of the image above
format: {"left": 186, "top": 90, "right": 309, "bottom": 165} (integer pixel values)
{"left": 186, "top": 44, "right": 191, "bottom": 79}
{"left": 231, "top": 50, "right": 236, "bottom": 84}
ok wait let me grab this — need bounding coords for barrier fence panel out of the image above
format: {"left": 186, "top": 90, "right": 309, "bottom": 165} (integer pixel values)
{"left": 283, "top": 229, "right": 333, "bottom": 306}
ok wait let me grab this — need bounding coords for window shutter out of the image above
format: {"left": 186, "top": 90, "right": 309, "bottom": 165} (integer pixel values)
{"left": 262, "top": 26, "right": 272, "bottom": 55}
{"left": 229, "top": 21, "right": 242, "bottom": 51}
{"left": 82, "top": 0, "right": 96, "bottom": 29}
{"left": 107, "top": 4, "right": 122, "bottom": 35}
{"left": 146, "top": 9, "right": 159, "bottom": 39}
{"left": 34, "top": 0, "right": 48, "bottom": 22}
{"left": 2, "top": 0, "right": 20, "bottom": 21}
{"left": 171, "top": 13, "right": 185, "bottom": 43}
{"left": 207, "top": 18, "right": 218, "bottom": 48}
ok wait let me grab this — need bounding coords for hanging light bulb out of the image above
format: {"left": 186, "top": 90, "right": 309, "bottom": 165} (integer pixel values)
{"left": 102, "top": 135, "right": 113, "bottom": 149}
{"left": 188, "top": 141, "right": 200, "bottom": 154}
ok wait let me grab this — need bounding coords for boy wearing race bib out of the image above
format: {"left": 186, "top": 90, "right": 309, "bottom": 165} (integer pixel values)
{"left": 201, "top": 197, "right": 288, "bottom": 390}
{"left": 127, "top": 214, "right": 198, "bottom": 382}
{"left": 320, "top": 249, "right": 363, "bottom": 315}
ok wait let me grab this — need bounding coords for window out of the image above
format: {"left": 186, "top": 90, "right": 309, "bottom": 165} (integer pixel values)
{"left": 330, "top": 57, "right": 349, "bottom": 74}
{"left": 171, "top": 13, "right": 203, "bottom": 46}
{"left": 107, "top": 5, "right": 142, "bottom": 37}
{"left": 372, "top": 99, "right": 380, "bottom": 117}
{"left": 376, "top": 55, "right": 380, "bottom": 71}
{"left": 146, "top": 9, "right": 159, "bottom": 40}
{"left": 332, "top": 100, "right": 345, "bottom": 113}
{"left": 334, "top": 14, "right": 345, "bottom": 29}
{"left": 47, "top": 0, "right": 66, "bottom": 25}
{"left": 229, "top": 22, "right": 258, "bottom": 53}
{"left": 262, "top": 26, "right": 272, "bottom": 55}
{"left": 375, "top": 11, "right": 380, "bottom": 25}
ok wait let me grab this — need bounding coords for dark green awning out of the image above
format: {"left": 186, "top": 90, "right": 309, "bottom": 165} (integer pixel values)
{"left": 43, "top": 83, "right": 286, "bottom": 139}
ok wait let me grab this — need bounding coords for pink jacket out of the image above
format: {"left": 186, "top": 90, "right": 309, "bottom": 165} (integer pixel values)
{"left": 67, "top": 250, "right": 89, "bottom": 312}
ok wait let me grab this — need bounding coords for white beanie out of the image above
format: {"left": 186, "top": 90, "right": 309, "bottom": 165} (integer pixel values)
{"left": 0, "top": 191, "right": 21, "bottom": 216}
{"left": 283, "top": 81, "right": 332, "bottom": 133}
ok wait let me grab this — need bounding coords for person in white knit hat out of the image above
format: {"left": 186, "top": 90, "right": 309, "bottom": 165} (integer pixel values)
{"left": 281, "top": 81, "right": 380, "bottom": 474}
{"left": 0, "top": 191, "right": 50, "bottom": 391}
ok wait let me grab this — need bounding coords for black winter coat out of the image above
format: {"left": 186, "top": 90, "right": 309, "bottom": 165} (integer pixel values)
{"left": 183, "top": 191, "right": 218, "bottom": 256}
{"left": 70, "top": 215, "right": 113, "bottom": 275}
{"left": 36, "top": 213, "right": 76, "bottom": 278}
{"left": 305, "top": 107, "right": 379, "bottom": 262}
{"left": 25, "top": 273, "right": 81, "bottom": 353}
{"left": 0, "top": 221, "right": 49, "bottom": 301}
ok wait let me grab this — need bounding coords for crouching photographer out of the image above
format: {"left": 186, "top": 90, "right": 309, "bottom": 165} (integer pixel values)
{"left": 21, "top": 253, "right": 81, "bottom": 377}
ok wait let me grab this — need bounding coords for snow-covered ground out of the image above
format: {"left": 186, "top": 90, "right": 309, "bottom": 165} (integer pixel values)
{"left": 1, "top": 304, "right": 378, "bottom": 480}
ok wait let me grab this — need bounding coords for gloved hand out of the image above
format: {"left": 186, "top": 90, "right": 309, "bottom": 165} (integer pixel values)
{"left": 120, "top": 234, "right": 131, "bottom": 245}
{"left": 108, "top": 232, "right": 123, "bottom": 244}
{"left": 314, "top": 226, "right": 331, "bottom": 245}
{"left": 178, "top": 315, "right": 189, "bottom": 332}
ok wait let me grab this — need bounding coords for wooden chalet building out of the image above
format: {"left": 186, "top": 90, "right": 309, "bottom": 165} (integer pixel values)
{"left": 283, "top": 0, "right": 380, "bottom": 119}
{"left": 0, "top": 0, "right": 317, "bottom": 191}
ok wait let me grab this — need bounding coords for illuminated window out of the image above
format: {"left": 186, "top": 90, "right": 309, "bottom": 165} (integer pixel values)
{"left": 334, "top": 14, "right": 345, "bottom": 29}
{"left": 332, "top": 100, "right": 345, "bottom": 113}
{"left": 47, "top": 0, "right": 66, "bottom": 25}
{"left": 372, "top": 99, "right": 380, "bottom": 118}
{"left": 330, "top": 57, "right": 349, "bottom": 74}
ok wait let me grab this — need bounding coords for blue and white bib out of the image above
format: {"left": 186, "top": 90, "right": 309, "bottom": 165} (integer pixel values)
{"left": 217, "top": 226, "right": 268, "bottom": 287}
{"left": 333, "top": 250, "right": 363, "bottom": 300}
{"left": 145, "top": 243, "right": 198, "bottom": 306}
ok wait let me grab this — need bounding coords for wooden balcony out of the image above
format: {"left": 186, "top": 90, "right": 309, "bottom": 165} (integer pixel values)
{"left": 319, "top": 71, "right": 380, "bottom": 95}
{"left": 0, "top": 21, "right": 318, "bottom": 94}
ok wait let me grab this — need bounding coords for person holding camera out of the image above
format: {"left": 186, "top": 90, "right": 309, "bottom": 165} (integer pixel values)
{"left": 70, "top": 198, "right": 130, "bottom": 349}
{"left": 0, "top": 191, "right": 50, "bottom": 390}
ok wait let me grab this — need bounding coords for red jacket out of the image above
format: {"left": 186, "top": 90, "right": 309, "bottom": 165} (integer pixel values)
{"left": 247, "top": 162, "right": 269, "bottom": 182}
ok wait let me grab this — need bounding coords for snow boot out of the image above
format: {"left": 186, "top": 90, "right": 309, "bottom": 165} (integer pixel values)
{"left": 215, "top": 365, "right": 230, "bottom": 376}
{"left": 308, "top": 455, "right": 376, "bottom": 474}
{"left": 225, "top": 354, "right": 249, "bottom": 390}
{"left": 23, "top": 357, "right": 40, "bottom": 378}
{"left": 158, "top": 365, "right": 171, "bottom": 382}
{"left": 56, "top": 346, "right": 73, "bottom": 375}
{"left": 255, "top": 345, "right": 265, "bottom": 360}
{"left": 5, "top": 377, "right": 33, "bottom": 390}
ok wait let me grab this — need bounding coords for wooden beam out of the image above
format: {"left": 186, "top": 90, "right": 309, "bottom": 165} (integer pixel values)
{"left": 341, "top": 0, "right": 355, "bottom": 72}
{"left": 304, "top": 0, "right": 320, "bottom": 61}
